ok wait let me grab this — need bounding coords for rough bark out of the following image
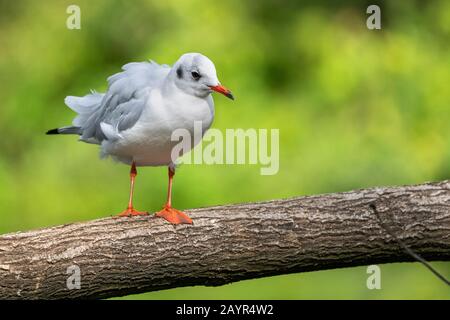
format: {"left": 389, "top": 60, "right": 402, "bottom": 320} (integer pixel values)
{"left": 0, "top": 180, "right": 449, "bottom": 299}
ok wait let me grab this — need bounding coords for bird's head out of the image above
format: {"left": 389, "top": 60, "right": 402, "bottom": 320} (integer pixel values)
{"left": 172, "top": 53, "right": 234, "bottom": 100}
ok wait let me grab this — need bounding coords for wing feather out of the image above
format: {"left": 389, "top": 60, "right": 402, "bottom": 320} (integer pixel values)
{"left": 66, "top": 61, "right": 170, "bottom": 144}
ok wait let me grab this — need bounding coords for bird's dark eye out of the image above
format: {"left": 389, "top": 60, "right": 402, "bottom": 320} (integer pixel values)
{"left": 191, "top": 71, "right": 201, "bottom": 80}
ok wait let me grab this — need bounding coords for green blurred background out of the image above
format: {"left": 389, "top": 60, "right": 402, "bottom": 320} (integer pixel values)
{"left": 0, "top": 0, "right": 449, "bottom": 299}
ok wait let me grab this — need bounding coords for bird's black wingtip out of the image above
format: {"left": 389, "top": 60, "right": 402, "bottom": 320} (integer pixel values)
{"left": 46, "top": 128, "right": 59, "bottom": 135}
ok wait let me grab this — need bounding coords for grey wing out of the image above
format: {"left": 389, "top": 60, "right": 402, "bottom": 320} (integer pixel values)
{"left": 96, "top": 97, "right": 147, "bottom": 142}
{"left": 69, "top": 61, "right": 170, "bottom": 144}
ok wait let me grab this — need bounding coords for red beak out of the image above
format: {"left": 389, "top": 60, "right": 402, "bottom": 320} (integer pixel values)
{"left": 209, "top": 85, "right": 234, "bottom": 100}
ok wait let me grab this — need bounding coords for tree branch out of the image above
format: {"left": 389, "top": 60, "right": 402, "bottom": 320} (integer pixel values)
{"left": 0, "top": 180, "right": 449, "bottom": 299}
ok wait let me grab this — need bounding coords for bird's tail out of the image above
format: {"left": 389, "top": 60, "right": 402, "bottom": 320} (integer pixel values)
{"left": 46, "top": 126, "right": 82, "bottom": 135}
{"left": 46, "top": 91, "right": 104, "bottom": 137}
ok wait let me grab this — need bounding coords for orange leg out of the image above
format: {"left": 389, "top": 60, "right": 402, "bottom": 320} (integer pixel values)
{"left": 155, "top": 167, "right": 192, "bottom": 224}
{"left": 115, "top": 162, "right": 148, "bottom": 217}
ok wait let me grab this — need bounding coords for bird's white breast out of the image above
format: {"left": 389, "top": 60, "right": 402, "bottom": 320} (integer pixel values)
{"left": 102, "top": 86, "right": 215, "bottom": 166}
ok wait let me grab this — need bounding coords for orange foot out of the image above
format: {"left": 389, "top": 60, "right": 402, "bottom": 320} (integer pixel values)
{"left": 156, "top": 205, "right": 193, "bottom": 225}
{"left": 114, "top": 207, "right": 148, "bottom": 218}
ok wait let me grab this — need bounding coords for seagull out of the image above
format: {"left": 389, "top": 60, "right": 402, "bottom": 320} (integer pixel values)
{"left": 47, "top": 53, "right": 234, "bottom": 224}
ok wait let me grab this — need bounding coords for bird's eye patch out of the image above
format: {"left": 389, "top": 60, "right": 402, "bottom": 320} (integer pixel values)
{"left": 176, "top": 67, "right": 183, "bottom": 79}
{"left": 191, "top": 71, "right": 201, "bottom": 80}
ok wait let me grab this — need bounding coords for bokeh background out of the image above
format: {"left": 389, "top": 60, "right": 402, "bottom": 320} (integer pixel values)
{"left": 0, "top": 0, "right": 449, "bottom": 299}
